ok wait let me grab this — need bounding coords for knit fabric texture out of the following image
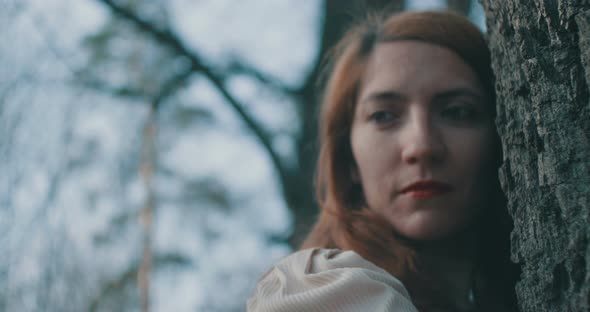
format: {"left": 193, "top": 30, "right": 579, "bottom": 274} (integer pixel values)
{"left": 247, "top": 248, "right": 418, "bottom": 312}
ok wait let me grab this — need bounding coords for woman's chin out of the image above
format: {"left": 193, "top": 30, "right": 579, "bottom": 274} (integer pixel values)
{"left": 389, "top": 213, "right": 471, "bottom": 242}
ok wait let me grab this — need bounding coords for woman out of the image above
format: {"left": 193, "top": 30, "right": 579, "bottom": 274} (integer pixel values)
{"left": 248, "top": 10, "right": 519, "bottom": 312}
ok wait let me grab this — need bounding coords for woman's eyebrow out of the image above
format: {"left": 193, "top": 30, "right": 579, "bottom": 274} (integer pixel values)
{"left": 360, "top": 90, "right": 407, "bottom": 105}
{"left": 433, "top": 87, "right": 484, "bottom": 101}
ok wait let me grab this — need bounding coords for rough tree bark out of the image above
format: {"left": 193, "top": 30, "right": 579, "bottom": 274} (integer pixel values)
{"left": 483, "top": 0, "right": 590, "bottom": 311}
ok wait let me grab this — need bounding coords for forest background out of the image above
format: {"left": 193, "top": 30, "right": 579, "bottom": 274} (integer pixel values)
{"left": 2, "top": 0, "right": 589, "bottom": 311}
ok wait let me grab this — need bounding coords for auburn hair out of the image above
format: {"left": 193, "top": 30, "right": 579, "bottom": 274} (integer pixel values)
{"left": 301, "top": 10, "right": 519, "bottom": 311}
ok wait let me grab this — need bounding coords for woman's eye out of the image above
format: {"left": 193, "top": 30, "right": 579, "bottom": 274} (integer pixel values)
{"left": 369, "top": 111, "right": 397, "bottom": 125}
{"left": 441, "top": 106, "right": 479, "bottom": 122}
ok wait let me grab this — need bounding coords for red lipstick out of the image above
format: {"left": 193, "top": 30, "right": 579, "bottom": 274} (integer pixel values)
{"left": 401, "top": 180, "right": 453, "bottom": 198}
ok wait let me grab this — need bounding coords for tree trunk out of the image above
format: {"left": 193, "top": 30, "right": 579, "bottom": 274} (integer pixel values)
{"left": 483, "top": 0, "right": 590, "bottom": 311}
{"left": 447, "top": 0, "right": 472, "bottom": 16}
{"left": 138, "top": 104, "right": 157, "bottom": 312}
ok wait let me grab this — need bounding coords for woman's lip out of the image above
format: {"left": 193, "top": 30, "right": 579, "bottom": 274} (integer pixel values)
{"left": 400, "top": 181, "right": 453, "bottom": 194}
{"left": 404, "top": 188, "right": 451, "bottom": 198}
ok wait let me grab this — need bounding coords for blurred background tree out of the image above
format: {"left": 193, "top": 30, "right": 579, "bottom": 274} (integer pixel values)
{"left": 0, "top": 1, "right": 483, "bottom": 311}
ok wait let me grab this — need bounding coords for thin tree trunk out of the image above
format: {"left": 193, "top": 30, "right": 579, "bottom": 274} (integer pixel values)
{"left": 138, "top": 104, "right": 156, "bottom": 312}
{"left": 483, "top": 0, "right": 590, "bottom": 310}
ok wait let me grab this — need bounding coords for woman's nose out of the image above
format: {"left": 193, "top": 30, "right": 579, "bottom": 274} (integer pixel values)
{"left": 400, "top": 114, "right": 446, "bottom": 165}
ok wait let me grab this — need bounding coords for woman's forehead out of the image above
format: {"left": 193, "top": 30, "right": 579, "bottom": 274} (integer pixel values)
{"left": 357, "top": 41, "right": 484, "bottom": 103}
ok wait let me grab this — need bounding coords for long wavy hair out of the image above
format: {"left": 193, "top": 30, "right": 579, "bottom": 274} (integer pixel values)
{"left": 301, "top": 11, "right": 519, "bottom": 311}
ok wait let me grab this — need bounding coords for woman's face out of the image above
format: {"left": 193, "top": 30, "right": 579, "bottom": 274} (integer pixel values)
{"left": 350, "top": 41, "right": 495, "bottom": 241}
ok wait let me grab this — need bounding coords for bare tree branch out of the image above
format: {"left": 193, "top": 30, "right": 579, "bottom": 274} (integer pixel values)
{"left": 152, "top": 67, "right": 194, "bottom": 109}
{"left": 95, "top": 0, "right": 290, "bottom": 191}
{"left": 71, "top": 65, "right": 193, "bottom": 105}
{"left": 29, "top": 11, "right": 148, "bottom": 102}
{"left": 74, "top": 77, "right": 147, "bottom": 100}
{"left": 224, "top": 61, "right": 298, "bottom": 95}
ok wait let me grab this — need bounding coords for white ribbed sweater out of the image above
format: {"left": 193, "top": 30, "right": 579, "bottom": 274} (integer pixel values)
{"left": 247, "top": 248, "right": 419, "bottom": 312}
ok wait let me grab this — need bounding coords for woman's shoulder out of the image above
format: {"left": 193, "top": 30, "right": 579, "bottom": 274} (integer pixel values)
{"left": 247, "top": 248, "right": 418, "bottom": 312}
{"left": 270, "top": 248, "right": 400, "bottom": 284}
